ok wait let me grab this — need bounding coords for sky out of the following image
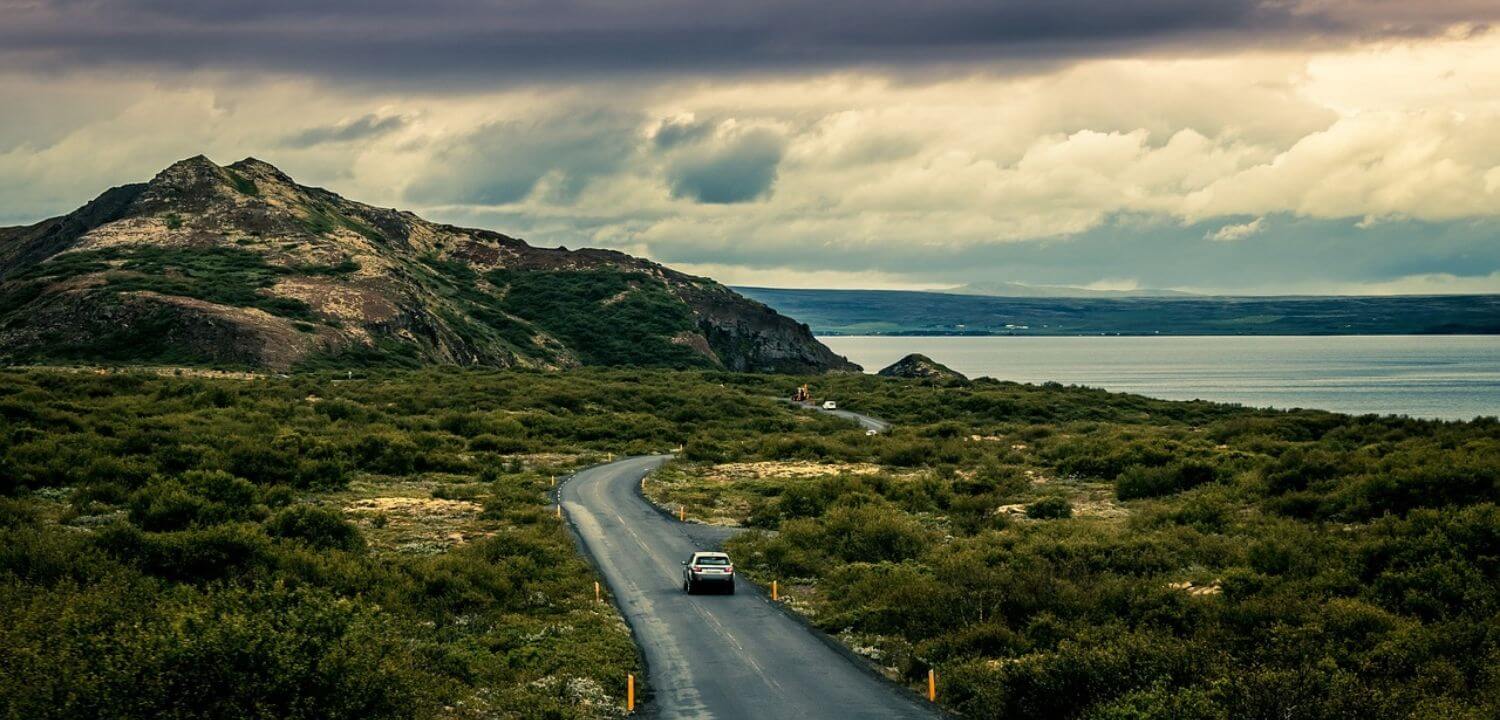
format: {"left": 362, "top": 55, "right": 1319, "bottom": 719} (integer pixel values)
{"left": 3, "top": 1, "right": 1500, "bottom": 294}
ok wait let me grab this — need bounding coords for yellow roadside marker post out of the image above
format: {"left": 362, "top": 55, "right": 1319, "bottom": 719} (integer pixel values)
{"left": 772, "top": 580, "right": 778, "bottom": 601}
{"left": 627, "top": 673, "right": 635, "bottom": 713}
{"left": 678, "top": 506, "right": 685, "bottom": 522}
{"left": 594, "top": 581, "right": 601, "bottom": 603}
{"left": 556, "top": 504, "right": 562, "bottom": 519}
{"left": 551, "top": 475, "right": 556, "bottom": 487}
{"left": 928, "top": 669, "right": 936, "bottom": 702}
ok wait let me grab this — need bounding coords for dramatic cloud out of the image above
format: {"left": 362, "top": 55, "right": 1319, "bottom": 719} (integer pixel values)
{"left": 3, "top": 3, "right": 1499, "bottom": 293}
{"left": 652, "top": 118, "right": 715, "bottom": 150}
{"left": 282, "top": 114, "right": 410, "bottom": 148}
{"left": 2, "top": 1, "right": 1499, "bottom": 84}
{"left": 405, "top": 109, "right": 643, "bottom": 205}
{"left": 663, "top": 124, "right": 786, "bottom": 204}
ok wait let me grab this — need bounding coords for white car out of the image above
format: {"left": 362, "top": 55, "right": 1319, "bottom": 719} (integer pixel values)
{"left": 682, "top": 551, "right": 735, "bottom": 595}
{"left": 822, "top": 400, "right": 837, "bottom": 410}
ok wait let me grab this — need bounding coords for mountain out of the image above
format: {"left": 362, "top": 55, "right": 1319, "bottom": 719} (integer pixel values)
{"left": 945, "top": 281, "right": 1196, "bottom": 298}
{"left": 734, "top": 287, "right": 1500, "bottom": 336}
{"left": 0, "top": 156, "right": 857, "bottom": 372}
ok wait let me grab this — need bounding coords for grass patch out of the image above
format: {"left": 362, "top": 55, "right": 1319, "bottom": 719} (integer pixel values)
{"left": 487, "top": 268, "right": 710, "bottom": 368}
{"left": 13, "top": 246, "right": 315, "bottom": 321}
{"left": 223, "top": 168, "right": 259, "bottom": 196}
{"left": 291, "top": 258, "right": 361, "bottom": 276}
{"left": 299, "top": 203, "right": 386, "bottom": 243}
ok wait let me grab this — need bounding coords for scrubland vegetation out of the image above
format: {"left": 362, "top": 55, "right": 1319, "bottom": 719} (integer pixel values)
{"left": 657, "top": 374, "right": 1500, "bottom": 719}
{"left": 0, "top": 368, "right": 777, "bottom": 719}
{"left": 2, "top": 366, "right": 1496, "bottom": 719}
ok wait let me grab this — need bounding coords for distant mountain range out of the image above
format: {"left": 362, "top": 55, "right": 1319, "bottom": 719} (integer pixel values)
{"left": 734, "top": 287, "right": 1500, "bottom": 336}
{"left": 944, "top": 281, "right": 1197, "bottom": 298}
{"left": 0, "top": 156, "right": 856, "bottom": 372}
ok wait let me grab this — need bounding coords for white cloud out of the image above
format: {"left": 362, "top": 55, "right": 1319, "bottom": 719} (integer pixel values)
{"left": 1207, "top": 218, "right": 1265, "bottom": 242}
{"left": 1321, "top": 271, "right": 1500, "bottom": 295}
{"left": 1084, "top": 278, "right": 1142, "bottom": 292}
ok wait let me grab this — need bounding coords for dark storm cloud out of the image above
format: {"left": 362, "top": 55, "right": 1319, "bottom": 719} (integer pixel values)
{"left": 665, "top": 129, "right": 785, "bottom": 204}
{"left": 404, "top": 110, "right": 641, "bottom": 205}
{"left": 3, "top": 1, "right": 1495, "bottom": 84}
{"left": 281, "top": 114, "right": 409, "bottom": 148}
{"left": 653, "top": 119, "right": 715, "bottom": 150}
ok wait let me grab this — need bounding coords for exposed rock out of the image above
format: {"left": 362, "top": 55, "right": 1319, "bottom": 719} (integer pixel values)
{"left": 0, "top": 155, "right": 859, "bottom": 372}
{"left": 876, "top": 353, "right": 967, "bottom": 382}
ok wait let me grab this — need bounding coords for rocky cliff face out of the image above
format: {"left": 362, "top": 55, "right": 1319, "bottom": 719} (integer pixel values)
{"left": 0, "top": 156, "right": 859, "bottom": 373}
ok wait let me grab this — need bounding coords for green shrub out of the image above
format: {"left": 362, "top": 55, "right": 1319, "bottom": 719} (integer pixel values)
{"left": 821, "top": 504, "right": 929, "bottom": 562}
{"left": 228, "top": 443, "right": 299, "bottom": 486}
{"left": 1117, "top": 460, "right": 1219, "bottom": 500}
{"left": 1026, "top": 496, "right": 1073, "bottom": 519}
{"left": 959, "top": 462, "right": 1029, "bottom": 498}
{"left": 485, "top": 269, "right": 709, "bottom": 368}
{"left": 266, "top": 505, "right": 364, "bottom": 552}
{"left": 97, "top": 523, "right": 274, "bottom": 583}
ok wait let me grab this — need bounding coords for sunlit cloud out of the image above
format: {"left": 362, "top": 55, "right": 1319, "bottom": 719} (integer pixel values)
{"left": 1207, "top": 218, "right": 1265, "bottom": 242}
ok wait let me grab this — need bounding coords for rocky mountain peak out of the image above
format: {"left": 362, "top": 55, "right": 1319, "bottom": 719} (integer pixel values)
{"left": 149, "top": 154, "right": 226, "bottom": 188}
{"left": 227, "top": 157, "right": 299, "bottom": 190}
{"left": 132, "top": 155, "right": 247, "bottom": 214}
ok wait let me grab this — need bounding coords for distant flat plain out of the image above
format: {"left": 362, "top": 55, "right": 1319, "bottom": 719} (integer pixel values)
{"left": 738, "top": 288, "right": 1500, "bottom": 336}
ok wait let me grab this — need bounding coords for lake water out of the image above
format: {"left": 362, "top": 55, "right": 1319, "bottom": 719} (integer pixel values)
{"left": 820, "top": 335, "right": 1500, "bottom": 421}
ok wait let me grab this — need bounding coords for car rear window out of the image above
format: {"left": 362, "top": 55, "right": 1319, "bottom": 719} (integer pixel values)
{"left": 695, "top": 556, "right": 730, "bottom": 566}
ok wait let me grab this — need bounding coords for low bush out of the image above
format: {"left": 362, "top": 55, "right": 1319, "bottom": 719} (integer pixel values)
{"left": 1116, "top": 460, "right": 1219, "bottom": 500}
{"left": 1025, "top": 496, "right": 1073, "bottom": 519}
{"left": 266, "top": 505, "right": 364, "bottom": 551}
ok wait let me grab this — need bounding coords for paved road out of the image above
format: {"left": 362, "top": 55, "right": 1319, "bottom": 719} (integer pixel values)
{"left": 560, "top": 455, "right": 940, "bottom": 719}
{"left": 788, "top": 400, "right": 892, "bottom": 433}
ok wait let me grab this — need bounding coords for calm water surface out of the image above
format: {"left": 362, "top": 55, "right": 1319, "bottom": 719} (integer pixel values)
{"left": 820, "top": 336, "right": 1500, "bottom": 421}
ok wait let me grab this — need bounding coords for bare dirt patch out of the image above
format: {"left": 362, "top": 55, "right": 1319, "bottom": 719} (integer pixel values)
{"left": 344, "top": 495, "right": 488, "bottom": 554}
{"left": 1168, "top": 580, "right": 1224, "bottom": 596}
{"left": 644, "top": 461, "right": 897, "bottom": 527}
{"left": 272, "top": 276, "right": 398, "bottom": 325}
{"left": 709, "top": 461, "right": 885, "bottom": 480}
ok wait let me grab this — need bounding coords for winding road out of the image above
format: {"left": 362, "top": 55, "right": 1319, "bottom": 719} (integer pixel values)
{"left": 790, "top": 399, "right": 893, "bottom": 434}
{"left": 559, "top": 453, "right": 940, "bottom": 719}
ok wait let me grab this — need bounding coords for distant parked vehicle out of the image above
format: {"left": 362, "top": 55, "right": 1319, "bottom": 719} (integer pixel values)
{"left": 682, "top": 551, "right": 735, "bottom": 594}
{"left": 823, "top": 400, "right": 838, "bottom": 410}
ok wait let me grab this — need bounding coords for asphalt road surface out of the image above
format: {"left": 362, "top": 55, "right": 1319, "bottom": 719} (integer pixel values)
{"left": 560, "top": 455, "right": 941, "bottom": 719}
{"left": 789, "top": 400, "right": 892, "bottom": 433}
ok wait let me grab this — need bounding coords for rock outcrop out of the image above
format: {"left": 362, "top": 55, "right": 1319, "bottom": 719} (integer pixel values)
{"left": 876, "top": 353, "right": 967, "bottom": 382}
